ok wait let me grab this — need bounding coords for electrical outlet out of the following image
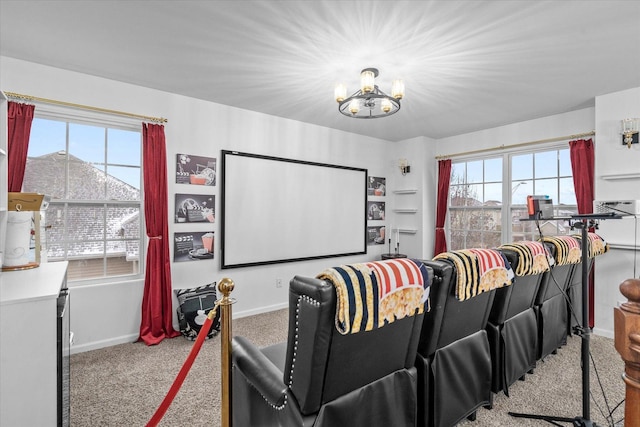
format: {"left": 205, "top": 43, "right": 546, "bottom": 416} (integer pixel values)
{"left": 276, "top": 278, "right": 283, "bottom": 288}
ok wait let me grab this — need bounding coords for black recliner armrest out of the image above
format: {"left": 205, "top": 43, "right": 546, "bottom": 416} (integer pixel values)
{"left": 232, "top": 336, "right": 288, "bottom": 408}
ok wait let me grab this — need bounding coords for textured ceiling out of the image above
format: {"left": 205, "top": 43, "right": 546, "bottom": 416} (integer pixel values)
{"left": 1, "top": 0, "right": 639, "bottom": 141}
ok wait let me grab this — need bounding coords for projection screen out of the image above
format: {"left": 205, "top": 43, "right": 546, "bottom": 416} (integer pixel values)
{"left": 220, "top": 150, "right": 367, "bottom": 269}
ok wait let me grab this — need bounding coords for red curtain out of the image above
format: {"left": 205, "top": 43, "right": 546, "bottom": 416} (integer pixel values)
{"left": 569, "top": 138, "right": 595, "bottom": 328}
{"left": 434, "top": 159, "right": 452, "bottom": 256}
{"left": 7, "top": 102, "right": 35, "bottom": 192}
{"left": 139, "top": 123, "right": 179, "bottom": 345}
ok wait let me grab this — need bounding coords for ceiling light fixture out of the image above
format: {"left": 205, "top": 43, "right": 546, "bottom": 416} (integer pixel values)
{"left": 335, "top": 68, "right": 404, "bottom": 119}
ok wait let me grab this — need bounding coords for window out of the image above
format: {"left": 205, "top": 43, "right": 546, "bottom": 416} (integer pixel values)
{"left": 447, "top": 146, "right": 576, "bottom": 250}
{"left": 449, "top": 157, "right": 503, "bottom": 249}
{"left": 22, "top": 115, "right": 143, "bottom": 282}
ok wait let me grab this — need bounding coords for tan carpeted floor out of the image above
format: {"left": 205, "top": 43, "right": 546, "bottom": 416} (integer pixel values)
{"left": 70, "top": 309, "right": 626, "bottom": 426}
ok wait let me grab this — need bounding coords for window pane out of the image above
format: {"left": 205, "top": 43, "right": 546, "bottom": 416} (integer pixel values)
{"left": 107, "top": 166, "right": 141, "bottom": 198}
{"left": 451, "top": 163, "right": 466, "bottom": 184}
{"left": 450, "top": 186, "right": 467, "bottom": 207}
{"left": 29, "top": 118, "right": 66, "bottom": 156}
{"left": 512, "top": 154, "right": 532, "bottom": 180}
{"left": 559, "top": 177, "right": 576, "bottom": 205}
{"left": 534, "top": 151, "right": 557, "bottom": 178}
{"left": 68, "top": 160, "right": 106, "bottom": 200}
{"left": 450, "top": 229, "right": 467, "bottom": 251}
{"left": 68, "top": 123, "right": 105, "bottom": 164}
{"left": 534, "top": 178, "right": 558, "bottom": 202}
{"left": 484, "top": 157, "right": 502, "bottom": 182}
{"left": 108, "top": 128, "right": 140, "bottom": 166}
{"left": 559, "top": 149, "right": 572, "bottom": 176}
{"left": 67, "top": 258, "right": 105, "bottom": 281}
{"left": 23, "top": 155, "right": 67, "bottom": 199}
{"left": 68, "top": 240, "right": 105, "bottom": 259}
{"left": 466, "top": 184, "right": 483, "bottom": 205}
{"left": 106, "top": 256, "right": 139, "bottom": 277}
{"left": 484, "top": 183, "right": 502, "bottom": 204}
{"left": 67, "top": 205, "right": 105, "bottom": 240}
{"left": 449, "top": 209, "right": 467, "bottom": 230}
{"left": 483, "top": 232, "right": 502, "bottom": 249}
{"left": 106, "top": 206, "right": 140, "bottom": 239}
{"left": 512, "top": 180, "right": 532, "bottom": 205}
{"left": 466, "top": 161, "right": 483, "bottom": 183}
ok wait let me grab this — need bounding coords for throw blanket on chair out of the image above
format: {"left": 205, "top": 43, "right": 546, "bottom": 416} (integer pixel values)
{"left": 540, "top": 235, "right": 582, "bottom": 265}
{"left": 499, "top": 241, "right": 552, "bottom": 276}
{"left": 433, "top": 249, "right": 514, "bottom": 302}
{"left": 317, "top": 258, "right": 430, "bottom": 335}
{"left": 573, "top": 232, "right": 610, "bottom": 258}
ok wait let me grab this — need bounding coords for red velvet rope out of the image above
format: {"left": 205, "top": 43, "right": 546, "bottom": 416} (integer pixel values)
{"left": 145, "top": 311, "right": 215, "bottom": 426}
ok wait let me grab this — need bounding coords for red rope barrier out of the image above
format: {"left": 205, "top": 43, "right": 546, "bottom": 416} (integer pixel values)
{"left": 145, "top": 308, "right": 217, "bottom": 427}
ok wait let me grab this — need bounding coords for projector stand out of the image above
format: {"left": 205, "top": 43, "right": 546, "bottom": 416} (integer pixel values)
{"left": 509, "top": 213, "right": 620, "bottom": 427}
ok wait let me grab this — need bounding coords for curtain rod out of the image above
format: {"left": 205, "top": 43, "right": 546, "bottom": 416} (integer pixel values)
{"left": 3, "top": 91, "right": 168, "bottom": 124}
{"left": 434, "top": 131, "right": 595, "bottom": 160}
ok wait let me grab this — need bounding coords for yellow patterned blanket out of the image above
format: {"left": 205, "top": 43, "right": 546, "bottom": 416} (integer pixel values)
{"left": 539, "top": 236, "right": 581, "bottom": 265}
{"left": 317, "top": 258, "right": 430, "bottom": 335}
{"left": 433, "top": 248, "right": 514, "bottom": 302}
{"left": 573, "top": 232, "right": 610, "bottom": 258}
{"left": 499, "top": 241, "right": 552, "bottom": 276}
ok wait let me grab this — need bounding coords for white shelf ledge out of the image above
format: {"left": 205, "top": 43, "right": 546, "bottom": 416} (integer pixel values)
{"left": 600, "top": 173, "right": 640, "bottom": 181}
{"left": 393, "top": 189, "right": 417, "bottom": 194}
{"left": 393, "top": 209, "right": 418, "bottom": 213}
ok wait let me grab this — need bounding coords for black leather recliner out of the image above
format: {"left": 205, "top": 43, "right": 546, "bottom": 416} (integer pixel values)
{"left": 488, "top": 245, "right": 543, "bottom": 395}
{"left": 415, "top": 259, "right": 496, "bottom": 427}
{"left": 535, "top": 243, "right": 575, "bottom": 360}
{"left": 231, "top": 273, "right": 429, "bottom": 427}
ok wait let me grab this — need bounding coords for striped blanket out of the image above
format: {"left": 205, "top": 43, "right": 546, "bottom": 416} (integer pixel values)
{"left": 433, "top": 248, "right": 514, "bottom": 302}
{"left": 573, "top": 232, "right": 610, "bottom": 258}
{"left": 539, "top": 235, "right": 581, "bottom": 265}
{"left": 499, "top": 241, "right": 552, "bottom": 276}
{"left": 317, "top": 258, "right": 430, "bottom": 335}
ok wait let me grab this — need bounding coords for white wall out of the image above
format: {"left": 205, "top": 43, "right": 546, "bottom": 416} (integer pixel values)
{"left": 593, "top": 87, "right": 640, "bottom": 338}
{"left": 0, "top": 56, "right": 398, "bottom": 353}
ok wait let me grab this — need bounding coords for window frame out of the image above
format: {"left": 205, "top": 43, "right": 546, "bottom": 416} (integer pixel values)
{"left": 446, "top": 143, "right": 578, "bottom": 250}
{"left": 26, "top": 106, "right": 145, "bottom": 286}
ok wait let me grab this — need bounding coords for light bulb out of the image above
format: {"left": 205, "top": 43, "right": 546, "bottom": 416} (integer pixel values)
{"left": 334, "top": 84, "right": 347, "bottom": 103}
{"left": 349, "top": 99, "right": 360, "bottom": 115}
{"left": 381, "top": 98, "right": 392, "bottom": 113}
{"left": 361, "top": 70, "right": 375, "bottom": 93}
{"left": 391, "top": 79, "right": 405, "bottom": 99}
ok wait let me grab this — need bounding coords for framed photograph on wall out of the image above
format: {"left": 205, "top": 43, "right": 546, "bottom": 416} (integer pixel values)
{"left": 175, "top": 193, "right": 215, "bottom": 223}
{"left": 176, "top": 153, "right": 217, "bottom": 186}
{"left": 174, "top": 231, "right": 215, "bottom": 262}
{"left": 367, "top": 201, "right": 385, "bottom": 220}
{"left": 368, "top": 176, "right": 386, "bottom": 196}
{"left": 367, "top": 225, "right": 386, "bottom": 245}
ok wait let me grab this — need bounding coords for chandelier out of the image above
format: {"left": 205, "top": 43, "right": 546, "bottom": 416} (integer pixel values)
{"left": 334, "top": 68, "right": 405, "bottom": 119}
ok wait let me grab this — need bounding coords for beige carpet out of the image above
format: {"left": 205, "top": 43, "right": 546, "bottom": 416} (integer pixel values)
{"left": 70, "top": 309, "right": 626, "bottom": 426}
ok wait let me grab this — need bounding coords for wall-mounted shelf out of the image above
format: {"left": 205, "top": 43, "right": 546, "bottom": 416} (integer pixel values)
{"left": 397, "top": 228, "right": 417, "bottom": 234}
{"left": 393, "top": 189, "right": 417, "bottom": 194}
{"left": 393, "top": 209, "right": 417, "bottom": 213}
{"left": 600, "top": 173, "right": 640, "bottom": 181}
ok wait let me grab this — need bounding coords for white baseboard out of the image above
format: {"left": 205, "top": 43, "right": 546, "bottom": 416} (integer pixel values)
{"left": 70, "top": 303, "right": 289, "bottom": 355}
{"left": 233, "top": 302, "right": 288, "bottom": 319}
{"left": 71, "top": 333, "right": 139, "bottom": 355}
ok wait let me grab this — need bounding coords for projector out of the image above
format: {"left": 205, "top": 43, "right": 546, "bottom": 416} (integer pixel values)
{"left": 593, "top": 200, "right": 640, "bottom": 216}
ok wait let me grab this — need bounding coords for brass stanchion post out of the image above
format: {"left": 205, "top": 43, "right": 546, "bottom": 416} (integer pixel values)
{"left": 613, "top": 278, "right": 640, "bottom": 427}
{"left": 218, "top": 278, "right": 235, "bottom": 427}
